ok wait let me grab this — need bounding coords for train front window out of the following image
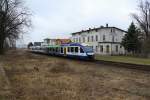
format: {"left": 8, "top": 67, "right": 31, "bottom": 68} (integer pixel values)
{"left": 84, "top": 46, "right": 93, "bottom": 53}
{"left": 80, "top": 48, "right": 84, "bottom": 53}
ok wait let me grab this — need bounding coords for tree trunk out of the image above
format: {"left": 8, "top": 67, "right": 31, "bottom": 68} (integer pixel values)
{"left": 0, "top": 42, "right": 4, "bottom": 54}
{"left": 0, "top": 36, "right": 4, "bottom": 54}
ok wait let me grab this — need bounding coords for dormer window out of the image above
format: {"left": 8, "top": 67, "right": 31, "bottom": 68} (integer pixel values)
{"left": 111, "top": 28, "right": 116, "bottom": 33}
{"left": 113, "top": 29, "right": 115, "bottom": 33}
{"left": 95, "top": 29, "right": 98, "bottom": 32}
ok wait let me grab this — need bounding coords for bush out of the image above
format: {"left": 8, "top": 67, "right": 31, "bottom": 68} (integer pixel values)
{"left": 142, "top": 38, "right": 150, "bottom": 57}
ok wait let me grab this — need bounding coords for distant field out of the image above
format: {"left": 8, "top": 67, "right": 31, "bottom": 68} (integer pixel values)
{"left": 96, "top": 55, "right": 150, "bottom": 65}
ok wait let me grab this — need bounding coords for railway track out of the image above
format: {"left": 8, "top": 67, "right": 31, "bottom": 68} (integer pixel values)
{"left": 93, "top": 60, "right": 150, "bottom": 72}
{"left": 30, "top": 51, "right": 150, "bottom": 72}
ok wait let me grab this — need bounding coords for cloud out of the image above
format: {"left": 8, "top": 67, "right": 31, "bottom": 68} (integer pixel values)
{"left": 22, "top": 0, "right": 138, "bottom": 44}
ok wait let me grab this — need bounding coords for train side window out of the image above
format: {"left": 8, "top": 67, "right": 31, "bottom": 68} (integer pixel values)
{"left": 68, "top": 47, "right": 70, "bottom": 52}
{"left": 55, "top": 48, "right": 56, "bottom": 52}
{"left": 75, "top": 47, "right": 78, "bottom": 53}
{"left": 61, "top": 47, "right": 63, "bottom": 53}
{"left": 59, "top": 47, "right": 61, "bottom": 52}
{"left": 71, "top": 47, "right": 74, "bottom": 52}
{"left": 80, "top": 47, "right": 84, "bottom": 53}
{"left": 57, "top": 47, "right": 59, "bottom": 52}
{"left": 56, "top": 47, "right": 58, "bottom": 52}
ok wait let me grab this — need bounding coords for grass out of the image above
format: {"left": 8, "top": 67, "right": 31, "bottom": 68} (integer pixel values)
{"left": 95, "top": 55, "right": 150, "bottom": 65}
{"left": 1, "top": 49, "right": 150, "bottom": 99}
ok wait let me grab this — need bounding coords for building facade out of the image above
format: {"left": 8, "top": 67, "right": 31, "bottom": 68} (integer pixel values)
{"left": 42, "top": 38, "right": 56, "bottom": 46}
{"left": 71, "top": 26, "right": 127, "bottom": 55}
{"left": 42, "top": 38, "right": 71, "bottom": 46}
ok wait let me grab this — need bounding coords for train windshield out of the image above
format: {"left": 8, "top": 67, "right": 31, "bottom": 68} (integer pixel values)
{"left": 84, "top": 46, "right": 93, "bottom": 53}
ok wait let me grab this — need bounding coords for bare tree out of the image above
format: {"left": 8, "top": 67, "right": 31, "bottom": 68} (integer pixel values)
{"left": 0, "top": 0, "right": 31, "bottom": 54}
{"left": 132, "top": 0, "right": 150, "bottom": 39}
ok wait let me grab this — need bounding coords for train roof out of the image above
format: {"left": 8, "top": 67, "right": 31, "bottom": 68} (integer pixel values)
{"left": 46, "top": 45, "right": 60, "bottom": 48}
{"left": 61, "top": 43, "right": 84, "bottom": 47}
{"left": 44, "top": 43, "right": 90, "bottom": 47}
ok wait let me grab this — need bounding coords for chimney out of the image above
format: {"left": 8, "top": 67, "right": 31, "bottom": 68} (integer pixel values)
{"left": 100, "top": 26, "right": 104, "bottom": 28}
{"left": 106, "top": 23, "right": 108, "bottom": 27}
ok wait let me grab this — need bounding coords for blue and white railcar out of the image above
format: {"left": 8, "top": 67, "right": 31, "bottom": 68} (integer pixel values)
{"left": 61, "top": 43, "right": 94, "bottom": 59}
{"left": 30, "top": 43, "right": 94, "bottom": 60}
{"left": 30, "top": 46, "right": 45, "bottom": 53}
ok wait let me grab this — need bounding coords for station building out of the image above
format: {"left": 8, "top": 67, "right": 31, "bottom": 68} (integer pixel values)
{"left": 42, "top": 38, "right": 71, "bottom": 46}
{"left": 70, "top": 25, "right": 127, "bottom": 55}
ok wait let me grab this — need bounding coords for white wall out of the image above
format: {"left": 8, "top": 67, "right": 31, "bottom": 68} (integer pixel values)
{"left": 71, "top": 27, "right": 126, "bottom": 55}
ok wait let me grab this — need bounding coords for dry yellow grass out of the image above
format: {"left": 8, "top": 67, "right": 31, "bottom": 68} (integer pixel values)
{"left": 0, "top": 49, "right": 150, "bottom": 100}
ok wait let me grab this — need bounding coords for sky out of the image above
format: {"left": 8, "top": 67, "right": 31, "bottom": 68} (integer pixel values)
{"left": 18, "top": 0, "right": 139, "bottom": 45}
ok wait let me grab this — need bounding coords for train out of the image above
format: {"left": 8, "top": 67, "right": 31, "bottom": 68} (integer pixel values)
{"left": 30, "top": 43, "right": 95, "bottom": 60}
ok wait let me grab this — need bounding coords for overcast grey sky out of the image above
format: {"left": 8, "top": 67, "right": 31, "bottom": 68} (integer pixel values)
{"left": 19, "top": 0, "right": 139, "bottom": 44}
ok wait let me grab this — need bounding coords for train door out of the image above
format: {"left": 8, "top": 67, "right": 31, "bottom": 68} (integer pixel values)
{"left": 64, "top": 47, "right": 67, "bottom": 56}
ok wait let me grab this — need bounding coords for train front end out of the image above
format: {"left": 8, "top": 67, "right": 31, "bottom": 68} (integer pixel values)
{"left": 83, "top": 46, "right": 95, "bottom": 59}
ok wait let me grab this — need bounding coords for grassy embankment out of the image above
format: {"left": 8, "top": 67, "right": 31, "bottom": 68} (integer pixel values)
{"left": 95, "top": 55, "right": 150, "bottom": 65}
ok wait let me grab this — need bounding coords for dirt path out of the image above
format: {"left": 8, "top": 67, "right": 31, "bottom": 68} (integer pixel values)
{"left": 1, "top": 49, "right": 150, "bottom": 100}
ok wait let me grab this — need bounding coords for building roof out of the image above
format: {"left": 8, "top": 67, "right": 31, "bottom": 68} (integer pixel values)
{"left": 72, "top": 26, "right": 128, "bottom": 35}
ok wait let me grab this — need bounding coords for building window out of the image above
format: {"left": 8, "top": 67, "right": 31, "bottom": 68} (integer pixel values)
{"left": 116, "top": 45, "right": 118, "bottom": 52}
{"left": 96, "top": 46, "right": 98, "bottom": 52}
{"left": 91, "top": 36, "right": 94, "bottom": 42}
{"left": 103, "top": 35, "right": 105, "bottom": 41}
{"left": 83, "top": 37, "right": 85, "bottom": 43}
{"left": 96, "top": 35, "right": 98, "bottom": 41}
{"left": 73, "top": 38, "right": 75, "bottom": 42}
{"left": 76, "top": 38, "right": 78, "bottom": 43}
{"left": 113, "top": 29, "right": 116, "bottom": 33}
{"left": 79, "top": 37, "right": 81, "bottom": 43}
{"left": 106, "top": 45, "right": 110, "bottom": 53}
{"left": 88, "top": 36, "right": 90, "bottom": 42}
{"left": 100, "top": 45, "right": 103, "bottom": 52}
{"left": 112, "top": 36, "right": 115, "bottom": 42}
